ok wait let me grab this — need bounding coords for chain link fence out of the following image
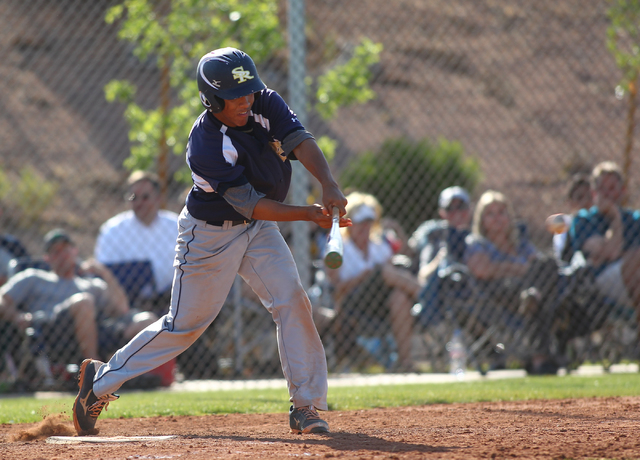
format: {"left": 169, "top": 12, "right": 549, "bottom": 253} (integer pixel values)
{"left": 1, "top": 0, "right": 639, "bottom": 392}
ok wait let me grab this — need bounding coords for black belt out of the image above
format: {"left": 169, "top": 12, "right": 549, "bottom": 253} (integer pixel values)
{"left": 206, "top": 219, "right": 252, "bottom": 227}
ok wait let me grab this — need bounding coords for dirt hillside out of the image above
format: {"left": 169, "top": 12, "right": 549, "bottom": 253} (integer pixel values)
{"left": 0, "top": 0, "right": 633, "bottom": 253}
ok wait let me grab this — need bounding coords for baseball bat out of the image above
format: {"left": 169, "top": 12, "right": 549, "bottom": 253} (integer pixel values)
{"left": 324, "top": 207, "right": 343, "bottom": 269}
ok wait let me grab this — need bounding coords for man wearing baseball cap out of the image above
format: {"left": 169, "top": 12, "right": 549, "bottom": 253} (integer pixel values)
{"left": 409, "top": 186, "right": 471, "bottom": 279}
{"left": 0, "top": 229, "right": 156, "bottom": 384}
{"left": 438, "top": 185, "right": 470, "bottom": 210}
{"left": 408, "top": 186, "right": 473, "bottom": 331}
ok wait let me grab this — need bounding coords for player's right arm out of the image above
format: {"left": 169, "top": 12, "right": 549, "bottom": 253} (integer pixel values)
{"left": 250, "top": 198, "right": 351, "bottom": 229}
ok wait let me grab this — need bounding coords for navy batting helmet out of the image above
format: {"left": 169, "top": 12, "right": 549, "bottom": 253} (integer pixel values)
{"left": 196, "top": 48, "right": 266, "bottom": 113}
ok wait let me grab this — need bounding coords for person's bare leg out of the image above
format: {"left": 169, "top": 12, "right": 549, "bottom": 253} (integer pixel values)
{"left": 387, "top": 288, "right": 415, "bottom": 370}
{"left": 382, "top": 263, "right": 422, "bottom": 299}
{"left": 67, "top": 293, "right": 99, "bottom": 359}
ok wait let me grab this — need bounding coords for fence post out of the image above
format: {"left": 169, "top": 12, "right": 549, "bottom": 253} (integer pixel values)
{"left": 288, "top": 0, "right": 311, "bottom": 288}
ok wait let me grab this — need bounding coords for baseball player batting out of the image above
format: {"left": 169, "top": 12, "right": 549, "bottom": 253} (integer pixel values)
{"left": 72, "top": 47, "right": 351, "bottom": 436}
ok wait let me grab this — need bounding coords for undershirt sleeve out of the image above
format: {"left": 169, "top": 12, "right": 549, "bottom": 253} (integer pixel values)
{"left": 222, "top": 183, "right": 266, "bottom": 219}
{"left": 282, "top": 130, "right": 314, "bottom": 160}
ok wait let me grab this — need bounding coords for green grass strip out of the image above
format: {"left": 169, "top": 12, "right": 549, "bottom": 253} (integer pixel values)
{"left": 1, "top": 373, "right": 639, "bottom": 425}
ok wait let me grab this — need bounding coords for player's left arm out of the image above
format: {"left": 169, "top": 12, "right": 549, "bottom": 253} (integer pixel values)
{"left": 292, "top": 138, "right": 347, "bottom": 216}
{"left": 261, "top": 91, "right": 347, "bottom": 215}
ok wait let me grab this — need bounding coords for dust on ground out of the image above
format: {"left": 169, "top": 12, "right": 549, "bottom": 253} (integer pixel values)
{"left": 2, "top": 396, "right": 640, "bottom": 459}
{"left": 8, "top": 414, "right": 75, "bottom": 442}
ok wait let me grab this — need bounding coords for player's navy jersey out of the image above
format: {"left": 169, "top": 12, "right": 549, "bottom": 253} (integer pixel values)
{"left": 185, "top": 88, "right": 305, "bottom": 222}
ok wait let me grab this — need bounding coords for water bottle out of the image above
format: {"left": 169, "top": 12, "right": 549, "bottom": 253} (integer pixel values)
{"left": 447, "top": 328, "right": 467, "bottom": 380}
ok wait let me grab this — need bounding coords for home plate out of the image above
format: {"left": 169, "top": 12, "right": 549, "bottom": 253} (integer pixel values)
{"left": 47, "top": 435, "right": 177, "bottom": 444}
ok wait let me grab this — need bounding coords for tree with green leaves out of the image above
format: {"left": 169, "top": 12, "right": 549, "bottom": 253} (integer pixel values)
{"left": 104, "top": 0, "right": 284, "bottom": 196}
{"left": 104, "top": 0, "right": 381, "bottom": 196}
{"left": 606, "top": 0, "right": 640, "bottom": 196}
{"left": 339, "top": 137, "right": 481, "bottom": 233}
{"left": 314, "top": 39, "right": 383, "bottom": 121}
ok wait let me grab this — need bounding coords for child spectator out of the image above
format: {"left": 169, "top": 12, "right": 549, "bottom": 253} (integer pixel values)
{"left": 551, "top": 173, "right": 593, "bottom": 262}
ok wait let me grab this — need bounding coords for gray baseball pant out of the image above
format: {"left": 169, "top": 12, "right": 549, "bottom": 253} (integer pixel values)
{"left": 93, "top": 207, "right": 328, "bottom": 410}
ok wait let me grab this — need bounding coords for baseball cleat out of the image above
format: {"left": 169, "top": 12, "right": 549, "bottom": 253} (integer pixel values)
{"left": 72, "top": 359, "right": 119, "bottom": 436}
{"left": 289, "top": 405, "right": 329, "bottom": 434}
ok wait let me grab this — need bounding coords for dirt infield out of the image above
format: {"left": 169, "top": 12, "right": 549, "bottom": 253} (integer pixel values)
{"left": 2, "top": 396, "right": 640, "bottom": 459}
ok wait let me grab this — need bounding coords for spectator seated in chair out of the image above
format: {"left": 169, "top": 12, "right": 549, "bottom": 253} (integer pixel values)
{"left": 95, "top": 170, "right": 179, "bottom": 315}
{"left": 0, "top": 218, "right": 30, "bottom": 387}
{"left": 1, "top": 234, "right": 29, "bottom": 288}
{"left": 568, "top": 161, "right": 640, "bottom": 358}
{"left": 326, "top": 191, "right": 419, "bottom": 371}
{"left": 551, "top": 173, "right": 593, "bottom": 264}
{"left": 1, "top": 200, "right": 30, "bottom": 286}
{"left": 464, "top": 190, "right": 562, "bottom": 374}
{"left": 103, "top": 260, "right": 156, "bottom": 308}
{"left": 408, "top": 186, "right": 474, "bottom": 330}
{"left": 0, "top": 229, "right": 158, "bottom": 380}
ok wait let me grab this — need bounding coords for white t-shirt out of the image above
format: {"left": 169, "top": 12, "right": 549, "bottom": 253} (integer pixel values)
{"left": 552, "top": 215, "right": 574, "bottom": 260}
{"left": 552, "top": 232, "right": 567, "bottom": 260}
{"left": 95, "top": 209, "right": 179, "bottom": 294}
{"left": 338, "top": 237, "right": 393, "bottom": 282}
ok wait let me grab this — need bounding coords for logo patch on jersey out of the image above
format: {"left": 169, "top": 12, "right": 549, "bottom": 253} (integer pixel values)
{"left": 232, "top": 66, "right": 254, "bottom": 84}
{"left": 270, "top": 140, "right": 287, "bottom": 162}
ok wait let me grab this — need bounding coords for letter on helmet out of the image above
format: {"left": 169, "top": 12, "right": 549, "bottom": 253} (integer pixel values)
{"left": 196, "top": 47, "right": 266, "bottom": 113}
